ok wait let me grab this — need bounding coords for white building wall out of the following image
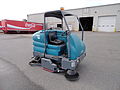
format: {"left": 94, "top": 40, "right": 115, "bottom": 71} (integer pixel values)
{"left": 116, "top": 10, "right": 120, "bottom": 31}
{"left": 66, "top": 3, "right": 120, "bottom": 31}
{"left": 27, "top": 3, "right": 120, "bottom": 32}
{"left": 27, "top": 13, "right": 44, "bottom": 23}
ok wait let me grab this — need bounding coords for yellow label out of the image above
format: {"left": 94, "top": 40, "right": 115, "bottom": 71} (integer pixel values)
{"left": 114, "top": 28, "right": 116, "bottom": 32}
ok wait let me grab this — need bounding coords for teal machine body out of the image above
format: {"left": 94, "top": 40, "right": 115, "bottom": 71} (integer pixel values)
{"left": 33, "top": 30, "right": 85, "bottom": 60}
{"left": 29, "top": 10, "right": 86, "bottom": 81}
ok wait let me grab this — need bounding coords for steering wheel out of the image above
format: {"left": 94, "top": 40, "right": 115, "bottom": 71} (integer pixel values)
{"left": 61, "top": 30, "right": 71, "bottom": 36}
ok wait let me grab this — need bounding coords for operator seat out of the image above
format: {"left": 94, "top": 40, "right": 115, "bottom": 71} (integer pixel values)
{"left": 48, "top": 31, "right": 64, "bottom": 45}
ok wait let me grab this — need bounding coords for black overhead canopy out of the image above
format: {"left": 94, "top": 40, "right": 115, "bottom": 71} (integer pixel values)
{"left": 44, "top": 10, "right": 74, "bottom": 19}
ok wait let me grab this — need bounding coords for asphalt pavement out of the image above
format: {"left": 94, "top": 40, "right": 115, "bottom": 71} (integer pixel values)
{"left": 0, "top": 32, "right": 120, "bottom": 90}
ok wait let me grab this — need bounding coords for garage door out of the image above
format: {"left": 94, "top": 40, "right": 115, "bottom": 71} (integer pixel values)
{"left": 98, "top": 16, "right": 116, "bottom": 32}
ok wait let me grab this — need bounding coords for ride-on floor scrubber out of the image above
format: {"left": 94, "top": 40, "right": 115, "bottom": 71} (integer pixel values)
{"left": 29, "top": 10, "right": 86, "bottom": 81}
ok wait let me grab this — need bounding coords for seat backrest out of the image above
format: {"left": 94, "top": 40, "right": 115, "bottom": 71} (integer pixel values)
{"left": 48, "top": 31, "right": 57, "bottom": 41}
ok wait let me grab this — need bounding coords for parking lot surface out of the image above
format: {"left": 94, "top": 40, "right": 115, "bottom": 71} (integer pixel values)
{"left": 0, "top": 32, "right": 120, "bottom": 90}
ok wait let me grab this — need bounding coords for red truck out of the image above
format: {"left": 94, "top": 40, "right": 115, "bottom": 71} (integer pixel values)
{"left": 0, "top": 21, "right": 3, "bottom": 33}
{"left": 0, "top": 21, "right": 2, "bottom": 29}
{"left": 1, "top": 19, "right": 43, "bottom": 33}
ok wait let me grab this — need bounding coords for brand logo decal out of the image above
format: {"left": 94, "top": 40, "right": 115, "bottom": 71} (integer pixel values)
{"left": 25, "top": 23, "right": 35, "bottom": 28}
